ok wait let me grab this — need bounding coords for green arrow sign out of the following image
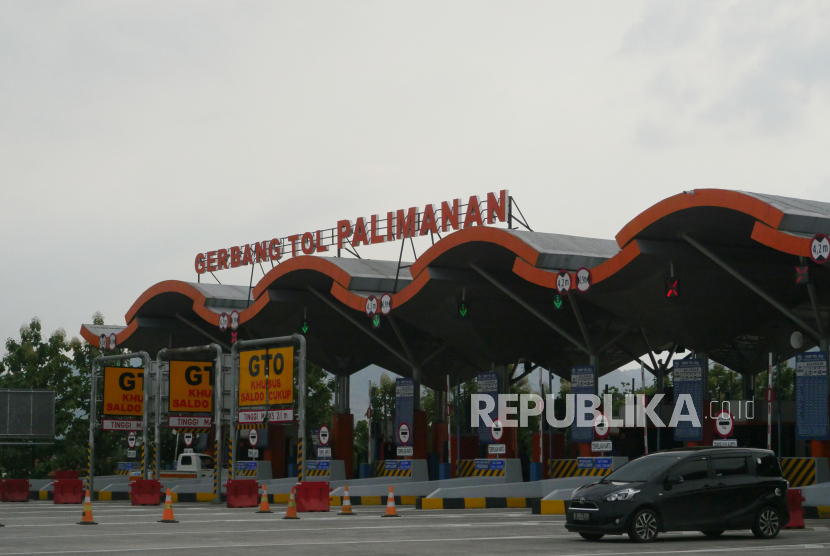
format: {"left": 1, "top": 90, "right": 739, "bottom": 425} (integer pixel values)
{"left": 372, "top": 314, "right": 381, "bottom": 328}
{"left": 553, "top": 295, "right": 563, "bottom": 309}
{"left": 301, "top": 321, "right": 309, "bottom": 334}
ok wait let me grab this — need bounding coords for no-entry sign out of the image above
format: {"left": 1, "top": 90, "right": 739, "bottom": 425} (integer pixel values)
{"left": 127, "top": 432, "right": 136, "bottom": 448}
{"left": 183, "top": 432, "right": 194, "bottom": 447}
{"left": 594, "top": 414, "right": 610, "bottom": 439}
{"left": 398, "top": 422, "right": 411, "bottom": 445}
{"left": 715, "top": 410, "right": 734, "bottom": 438}
{"left": 491, "top": 419, "right": 504, "bottom": 442}
{"left": 318, "top": 424, "right": 330, "bottom": 446}
{"left": 248, "top": 428, "right": 258, "bottom": 447}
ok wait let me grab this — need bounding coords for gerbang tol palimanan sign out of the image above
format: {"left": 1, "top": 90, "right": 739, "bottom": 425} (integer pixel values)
{"left": 194, "top": 190, "right": 508, "bottom": 274}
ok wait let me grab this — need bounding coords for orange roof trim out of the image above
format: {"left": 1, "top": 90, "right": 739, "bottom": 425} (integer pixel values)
{"left": 408, "top": 226, "right": 541, "bottom": 278}
{"left": 615, "top": 190, "right": 786, "bottom": 249}
{"left": 252, "top": 256, "right": 352, "bottom": 300}
{"left": 79, "top": 319, "right": 139, "bottom": 348}
{"left": 511, "top": 242, "right": 641, "bottom": 290}
{"left": 750, "top": 221, "right": 811, "bottom": 257}
{"left": 329, "top": 268, "right": 432, "bottom": 313}
{"left": 125, "top": 280, "right": 215, "bottom": 325}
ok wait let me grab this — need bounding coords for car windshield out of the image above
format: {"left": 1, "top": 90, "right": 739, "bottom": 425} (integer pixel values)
{"left": 602, "top": 454, "right": 686, "bottom": 482}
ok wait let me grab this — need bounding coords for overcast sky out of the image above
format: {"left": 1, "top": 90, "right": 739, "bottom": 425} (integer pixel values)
{"left": 2, "top": 1, "right": 829, "bottom": 408}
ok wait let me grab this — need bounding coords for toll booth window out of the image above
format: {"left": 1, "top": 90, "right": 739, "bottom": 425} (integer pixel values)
{"left": 671, "top": 459, "right": 708, "bottom": 481}
{"left": 715, "top": 457, "right": 749, "bottom": 477}
{"left": 180, "top": 456, "right": 193, "bottom": 467}
{"left": 756, "top": 454, "right": 783, "bottom": 478}
{"left": 199, "top": 456, "right": 215, "bottom": 469}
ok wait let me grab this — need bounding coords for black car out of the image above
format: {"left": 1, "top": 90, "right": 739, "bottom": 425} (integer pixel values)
{"left": 565, "top": 448, "right": 789, "bottom": 543}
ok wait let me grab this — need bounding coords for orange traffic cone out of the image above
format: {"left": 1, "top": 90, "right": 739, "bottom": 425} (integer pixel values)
{"left": 338, "top": 485, "right": 355, "bottom": 516}
{"left": 256, "top": 484, "right": 272, "bottom": 514}
{"left": 158, "top": 488, "right": 178, "bottom": 523}
{"left": 283, "top": 487, "right": 300, "bottom": 519}
{"left": 77, "top": 489, "right": 97, "bottom": 525}
{"left": 382, "top": 485, "right": 400, "bottom": 518}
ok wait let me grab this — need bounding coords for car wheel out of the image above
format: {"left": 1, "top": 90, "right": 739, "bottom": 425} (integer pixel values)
{"left": 579, "top": 533, "right": 604, "bottom": 541}
{"left": 628, "top": 509, "right": 659, "bottom": 543}
{"left": 702, "top": 530, "right": 724, "bottom": 537}
{"left": 752, "top": 507, "right": 781, "bottom": 539}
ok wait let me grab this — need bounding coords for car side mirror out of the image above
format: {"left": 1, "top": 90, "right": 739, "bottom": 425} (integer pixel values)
{"left": 666, "top": 475, "right": 684, "bottom": 486}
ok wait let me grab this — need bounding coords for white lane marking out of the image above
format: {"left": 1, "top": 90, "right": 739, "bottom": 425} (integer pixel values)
{"left": 1, "top": 512, "right": 557, "bottom": 527}
{"left": 2, "top": 538, "right": 830, "bottom": 556}
{"left": 0, "top": 534, "right": 569, "bottom": 555}
{"left": 0, "top": 521, "right": 562, "bottom": 539}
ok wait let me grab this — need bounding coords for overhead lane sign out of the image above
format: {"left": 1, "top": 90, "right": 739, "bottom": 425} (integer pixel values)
{"left": 238, "top": 348, "right": 294, "bottom": 407}
{"left": 103, "top": 367, "right": 144, "bottom": 416}
{"left": 168, "top": 361, "right": 213, "bottom": 413}
{"left": 194, "top": 190, "right": 509, "bottom": 274}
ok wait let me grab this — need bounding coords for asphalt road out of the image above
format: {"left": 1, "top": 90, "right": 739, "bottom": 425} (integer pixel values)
{"left": 0, "top": 502, "right": 828, "bottom": 555}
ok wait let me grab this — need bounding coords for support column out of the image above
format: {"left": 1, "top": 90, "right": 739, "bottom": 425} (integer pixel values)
{"left": 332, "top": 374, "right": 354, "bottom": 478}
{"left": 432, "top": 390, "right": 448, "bottom": 461}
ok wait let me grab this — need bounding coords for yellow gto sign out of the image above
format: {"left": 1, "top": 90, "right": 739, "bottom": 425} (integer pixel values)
{"left": 238, "top": 347, "right": 294, "bottom": 407}
{"left": 169, "top": 361, "right": 213, "bottom": 413}
{"left": 103, "top": 367, "right": 144, "bottom": 416}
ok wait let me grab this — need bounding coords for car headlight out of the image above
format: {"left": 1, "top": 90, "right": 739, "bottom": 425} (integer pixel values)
{"left": 604, "top": 488, "right": 640, "bottom": 502}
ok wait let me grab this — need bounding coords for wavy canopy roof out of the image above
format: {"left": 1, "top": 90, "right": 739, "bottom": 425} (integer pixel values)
{"left": 82, "top": 189, "right": 830, "bottom": 387}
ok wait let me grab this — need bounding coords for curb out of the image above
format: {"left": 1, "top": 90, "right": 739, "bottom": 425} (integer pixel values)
{"left": 330, "top": 495, "right": 418, "bottom": 506}
{"left": 803, "top": 506, "right": 830, "bottom": 519}
{"left": 415, "top": 497, "right": 540, "bottom": 510}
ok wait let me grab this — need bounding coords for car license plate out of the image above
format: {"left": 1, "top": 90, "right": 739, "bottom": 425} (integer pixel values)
{"left": 573, "top": 512, "right": 590, "bottom": 521}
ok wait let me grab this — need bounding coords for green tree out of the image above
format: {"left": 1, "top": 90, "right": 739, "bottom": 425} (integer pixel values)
{"left": 708, "top": 364, "right": 744, "bottom": 401}
{"left": 0, "top": 315, "right": 132, "bottom": 478}
{"left": 353, "top": 419, "right": 369, "bottom": 469}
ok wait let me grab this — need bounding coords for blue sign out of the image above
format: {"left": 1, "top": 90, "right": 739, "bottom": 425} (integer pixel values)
{"left": 796, "top": 352, "right": 830, "bottom": 440}
{"left": 305, "top": 461, "right": 317, "bottom": 470}
{"left": 477, "top": 372, "right": 499, "bottom": 444}
{"left": 117, "top": 462, "right": 134, "bottom": 471}
{"left": 385, "top": 460, "right": 399, "bottom": 470}
{"left": 577, "top": 457, "right": 594, "bottom": 469}
{"left": 474, "top": 459, "right": 490, "bottom": 470}
{"left": 571, "top": 366, "right": 595, "bottom": 443}
{"left": 595, "top": 458, "right": 612, "bottom": 470}
{"left": 490, "top": 460, "right": 505, "bottom": 470}
{"left": 398, "top": 460, "right": 411, "bottom": 470}
{"left": 395, "top": 378, "right": 414, "bottom": 446}
{"left": 317, "top": 461, "right": 329, "bottom": 470}
{"left": 673, "top": 359, "right": 703, "bottom": 442}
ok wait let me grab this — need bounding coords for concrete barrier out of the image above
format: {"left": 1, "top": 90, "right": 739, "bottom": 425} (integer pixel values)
{"left": 303, "top": 460, "right": 345, "bottom": 482}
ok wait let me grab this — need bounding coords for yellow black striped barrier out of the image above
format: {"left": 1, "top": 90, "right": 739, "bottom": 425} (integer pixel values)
{"left": 298, "top": 438, "right": 304, "bottom": 481}
{"left": 456, "top": 459, "right": 505, "bottom": 477}
{"left": 549, "top": 459, "right": 612, "bottom": 478}
{"left": 416, "top": 497, "right": 538, "bottom": 510}
{"left": 174, "top": 427, "right": 211, "bottom": 434}
{"left": 305, "top": 461, "right": 330, "bottom": 477}
{"left": 781, "top": 458, "right": 817, "bottom": 487}
{"left": 237, "top": 424, "right": 266, "bottom": 430}
{"left": 373, "top": 461, "right": 412, "bottom": 477}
